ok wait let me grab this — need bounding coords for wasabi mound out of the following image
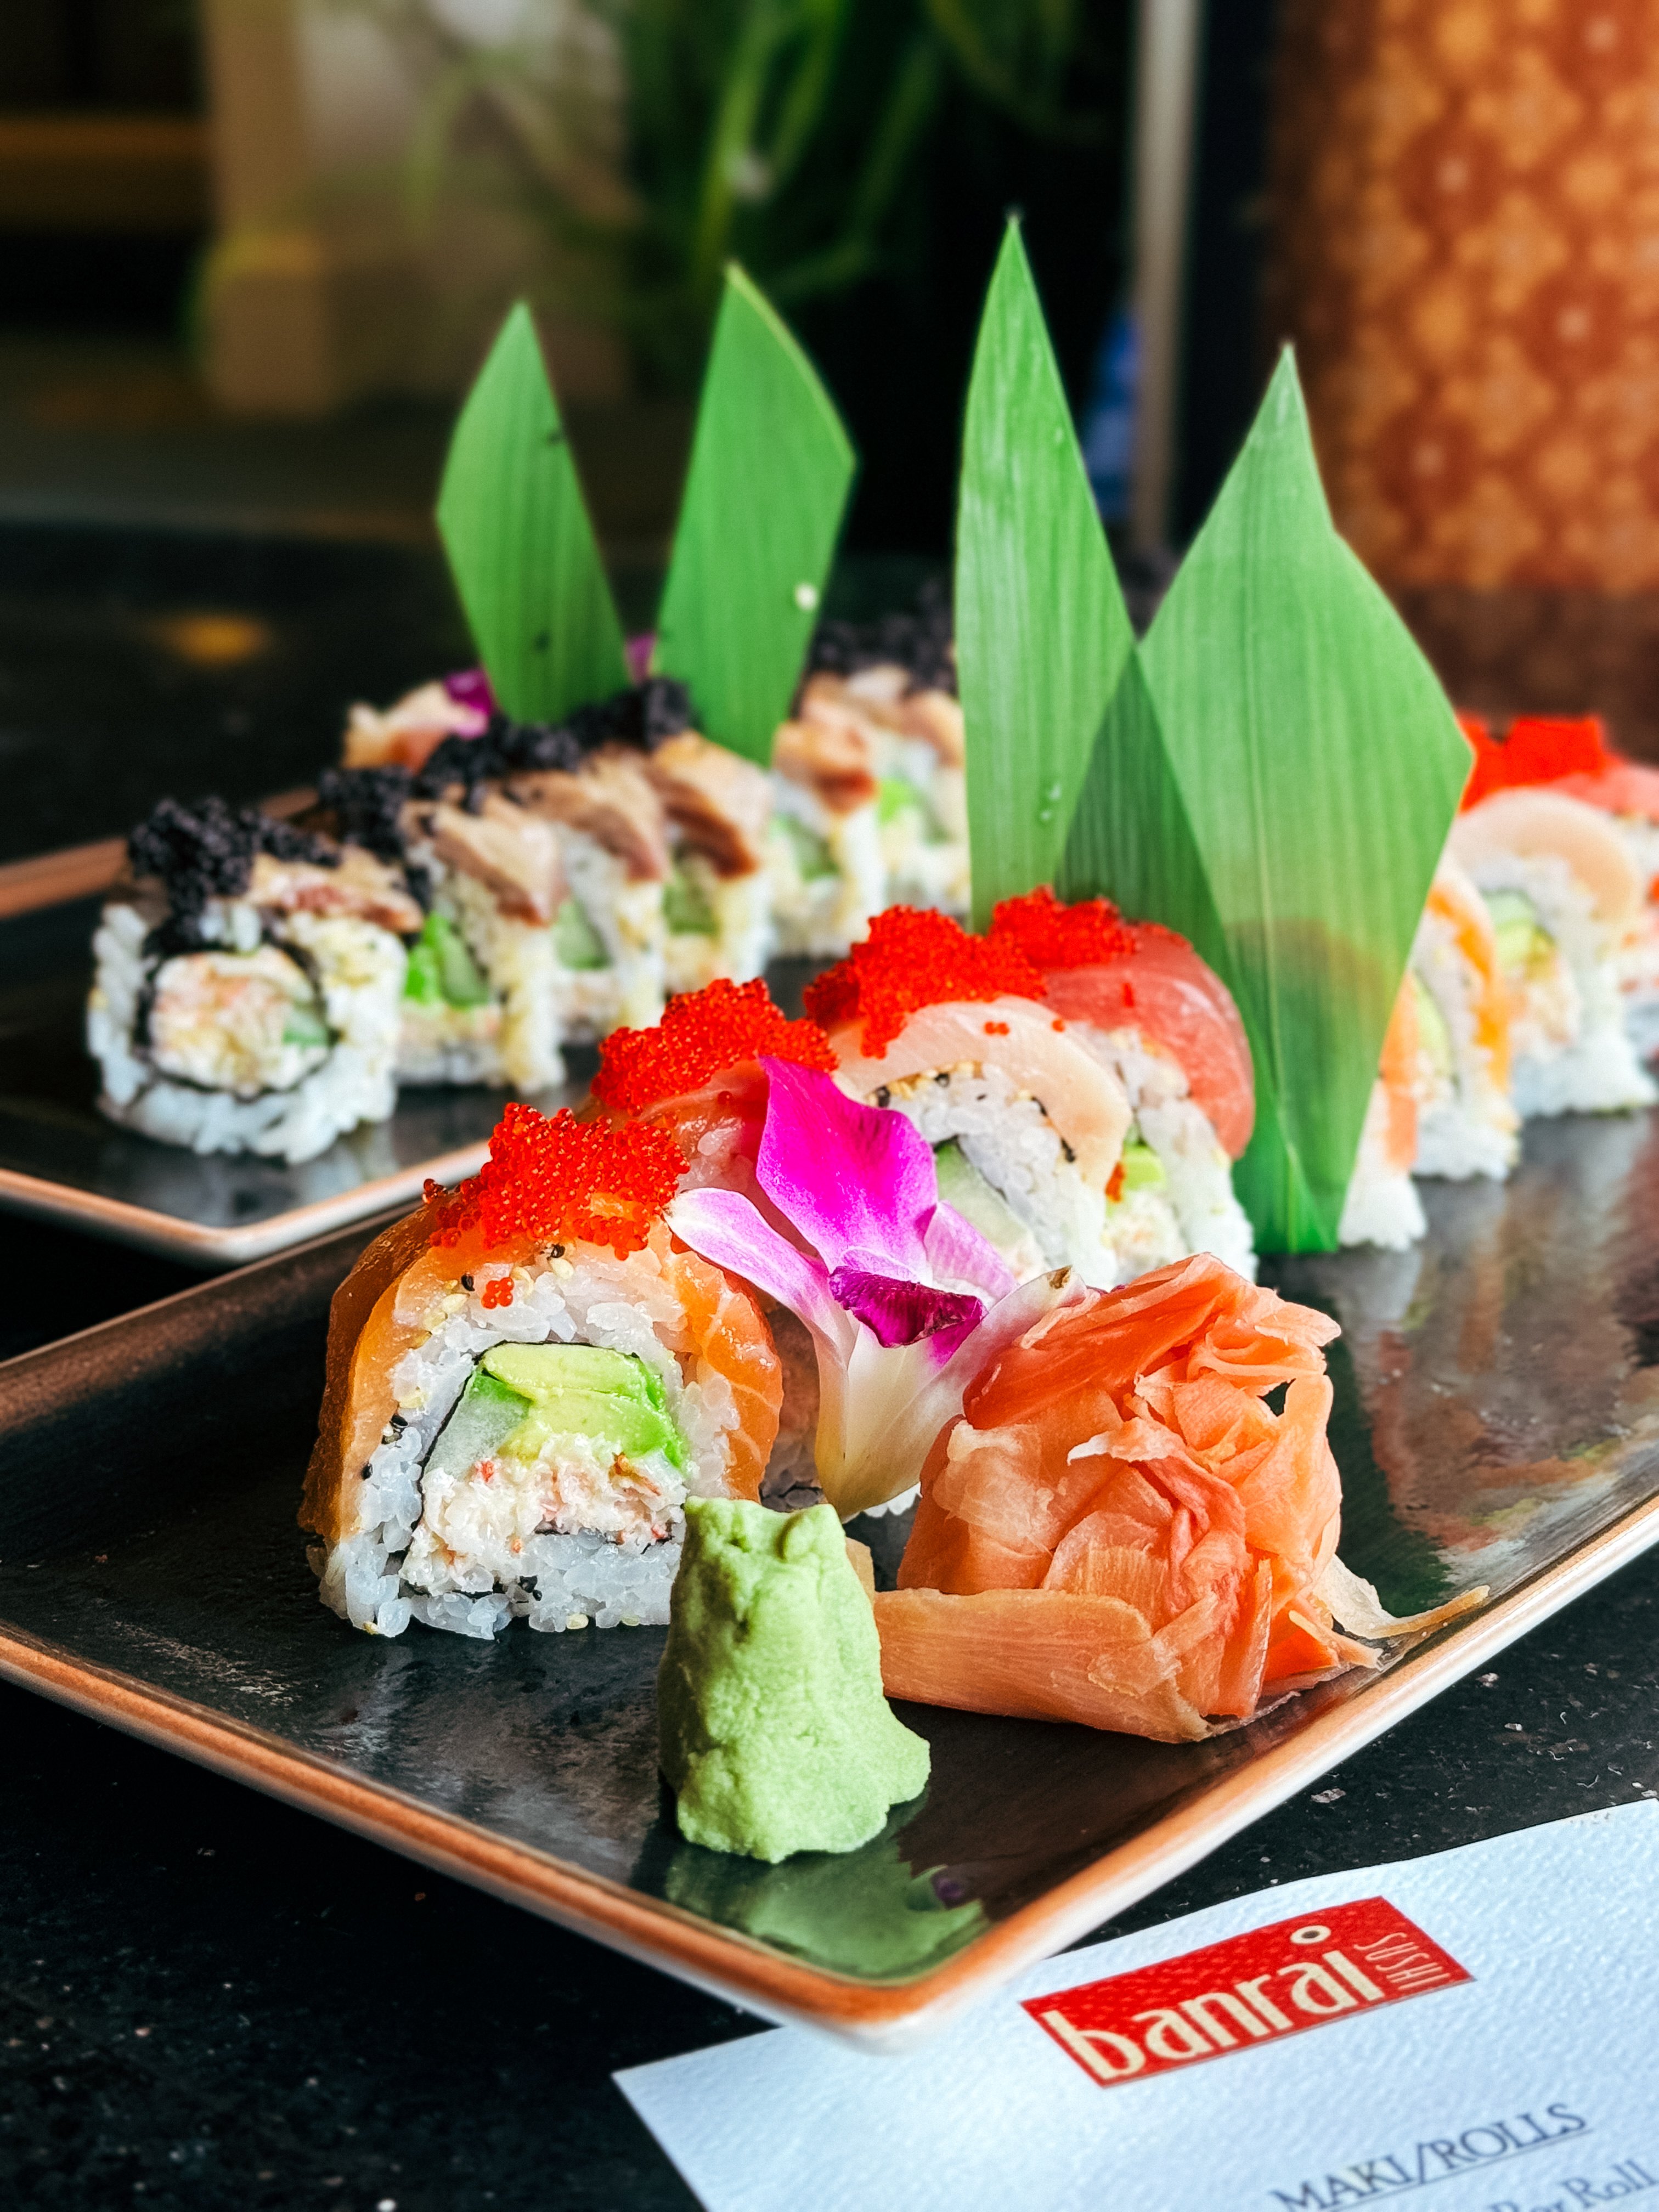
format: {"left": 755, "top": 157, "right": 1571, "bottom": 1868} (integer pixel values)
{"left": 659, "top": 1497, "right": 930, "bottom": 1862}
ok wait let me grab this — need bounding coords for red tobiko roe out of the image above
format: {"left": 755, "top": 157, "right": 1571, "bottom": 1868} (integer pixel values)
{"left": 591, "top": 977, "right": 835, "bottom": 1115}
{"left": 803, "top": 905, "right": 1046, "bottom": 1057}
{"left": 424, "top": 1101, "right": 682, "bottom": 1258}
{"left": 1458, "top": 712, "right": 1613, "bottom": 811}
{"left": 989, "top": 885, "right": 1136, "bottom": 969}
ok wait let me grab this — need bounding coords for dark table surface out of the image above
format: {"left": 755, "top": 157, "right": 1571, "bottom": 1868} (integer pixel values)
{"left": 4, "top": 518, "right": 1658, "bottom": 2209}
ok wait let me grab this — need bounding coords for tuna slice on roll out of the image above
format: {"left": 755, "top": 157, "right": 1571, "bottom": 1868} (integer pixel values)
{"left": 301, "top": 1105, "right": 783, "bottom": 1639}
{"left": 88, "top": 796, "right": 421, "bottom": 1164}
{"left": 873, "top": 1252, "right": 1484, "bottom": 1742}
{"left": 988, "top": 888, "right": 1258, "bottom": 1279}
{"left": 1449, "top": 786, "right": 1655, "bottom": 1118}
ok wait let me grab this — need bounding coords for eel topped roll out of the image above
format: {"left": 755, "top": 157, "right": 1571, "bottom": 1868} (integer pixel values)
{"left": 988, "top": 888, "right": 1257, "bottom": 1278}
{"left": 1449, "top": 785, "right": 1655, "bottom": 1116}
{"left": 797, "top": 589, "right": 969, "bottom": 919}
{"left": 804, "top": 907, "right": 1139, "bottom": 1289}
{"left": 302, "top": 1104, "right": 783, "bottom": 1639}
{"left": 89, "top": 796, "right": 421, "bottom": 1163}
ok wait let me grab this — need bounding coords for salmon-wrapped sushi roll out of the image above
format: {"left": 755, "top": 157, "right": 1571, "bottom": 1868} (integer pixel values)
{"left": 988, "top": 889, "right": 1257, "bottom": 1279}
{"left": 804, "top": 907, "right": 1137, "bottom": 1289}
{"left": 302, "top": 1105, "right": 782, "bottom": 1639}
{"left": 797, "top": 591, "right": 968, "bottom": 921}
{"left": 874, "top": 1252, "right": 1481, "bottom": 1741}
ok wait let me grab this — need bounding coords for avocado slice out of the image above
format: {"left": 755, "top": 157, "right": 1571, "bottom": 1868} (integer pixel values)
{"left": 1113, "top": 1136, "right": 1166, "bottom": 1198}
{"left": 1484, "top": 888, "right": 1555, "bottom": 980}
{"left": 481, "top": 1342, "right": 689, "bottom": 1470}
{"left": 424, "top": 1365, "right": 533, "bottom": 1483}
{"left": 554, "top": 896, "right": 611, "bottom": 970}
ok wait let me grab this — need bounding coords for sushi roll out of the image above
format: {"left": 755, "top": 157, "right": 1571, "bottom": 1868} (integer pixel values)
{"left": 88, "top": 796, "right": 421, "bottom": 1164}
{"left": 349, "top": 675, "right": 776, "bottom": 1060}
{"left": 1449, "top": 785, "right": 1656, "bottom": 1117}
{"left": 803, "top": 907, "right": 1138, "bottom": 1289}
{"left": 767, "top": 698, "right": 886, "bottom": 957}
{"left": 640, "top": 723, "right": 776, "bottom": 996}
{"left": 591, "top": 978, "right": 844, "bottom": 1499}
{"left": 988, "top": 888, "right": 1258, "bottom": 1278}
{"left": 318, "top": 762, "right": 568, "bottom": 1093}
{"left": 1408, "top": 855, "right": 1519, "bottom": 1181}
{"left": 1337, "top": 979, "right": 1427, "bottom": 1250}
{"left": 1464, "top": 713, "right": 1659, "bottom": 1061}
{"left": 302, "top": 1104, "right": 783, "bottom": 1639}
{"left": 797, "top": 589, "right": 968, "bottom": 919}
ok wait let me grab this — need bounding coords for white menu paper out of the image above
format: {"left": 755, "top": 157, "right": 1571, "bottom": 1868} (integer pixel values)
{"left": 617, "top": 1803, "right": 1659, "bottom": 2212}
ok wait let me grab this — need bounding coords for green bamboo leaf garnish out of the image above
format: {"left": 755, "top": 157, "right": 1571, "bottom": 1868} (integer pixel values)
{"left": 653, "top": 263, "right": 856, "bottom": 765}
{"left": 1131, "top": 351, "right": 1471, "bottom": 1250}
{"left": 957, "top": 218, "right": 1136, "bottom": 930}
{"left": 436, "top": 301, "right": 629, "bottom": 724}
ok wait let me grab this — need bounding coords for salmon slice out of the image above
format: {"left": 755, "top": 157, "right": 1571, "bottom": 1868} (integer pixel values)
{"left": 1558, "top": 759, "right": 1659, "bottom": 827}
{"left": 828, "top": 995, "right": 1132, "bottom": 1194}
{"left": 873, "top": 1252, "right": 1345, "bottom": 1737}
{"left": 1040, "top": 929, "right": 1256, "bottom": 1158}
{"left": 301, "top": 1212, "right": 781, "bottom": 1541}
{"left": 661, "top": 1237, "right": 783, "bottom": 1499}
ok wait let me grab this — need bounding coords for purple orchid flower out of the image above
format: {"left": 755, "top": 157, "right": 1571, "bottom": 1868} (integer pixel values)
{"left": 442, "top": 668, "right": 497, "bottom": 721}
{"left": 668, "top": 1060, "right": 1084, "bottom": 1518}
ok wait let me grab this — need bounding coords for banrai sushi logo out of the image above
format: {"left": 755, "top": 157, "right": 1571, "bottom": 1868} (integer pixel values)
{"left": 1024, "top": 1898, "right": 1470, "bottom": 2087}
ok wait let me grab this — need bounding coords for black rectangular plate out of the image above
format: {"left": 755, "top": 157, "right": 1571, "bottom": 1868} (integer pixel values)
{"left": 2, "top": 1111, "right": 1659, "bottom": 2045}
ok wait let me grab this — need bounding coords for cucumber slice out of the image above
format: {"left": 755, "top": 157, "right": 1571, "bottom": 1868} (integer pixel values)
{"left": 404, "top": 912, "right": 492, "bottom": 1007}
{"left": 776, "top": 814, "right": 838, "bottom": 882}
{"left": 665, "top": 863, "right": 718, "bottom": 936}
{"left": 424, "top": 1367, "right": 533, "bottom": 1483}
{"left": 555, "top": 897, "right": 611, "bottom": 970}
{"left": 877, "top": 776, "right": 923, "bottom": 826}
{"left": 932, "top": 1138, "right": 1030, "bottom": 1251}
{"left": 281, "top": 998, "right": 332, "bottom": 1049}
{"left": 1113, "top": 1138, "right": 1166, "bottom": 1197}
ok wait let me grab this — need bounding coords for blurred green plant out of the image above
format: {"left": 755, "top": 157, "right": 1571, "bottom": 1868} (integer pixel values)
{"left": 354, "top": 0, "right": 1117, "bottom": 391}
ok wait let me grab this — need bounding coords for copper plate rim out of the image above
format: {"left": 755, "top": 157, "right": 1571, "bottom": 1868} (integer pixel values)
{"left": 0, "top": 1147, "right": 490, "bottom": 1268}
{"left": 4, "top": 1485, "right": 1659, "bottom": 2051}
